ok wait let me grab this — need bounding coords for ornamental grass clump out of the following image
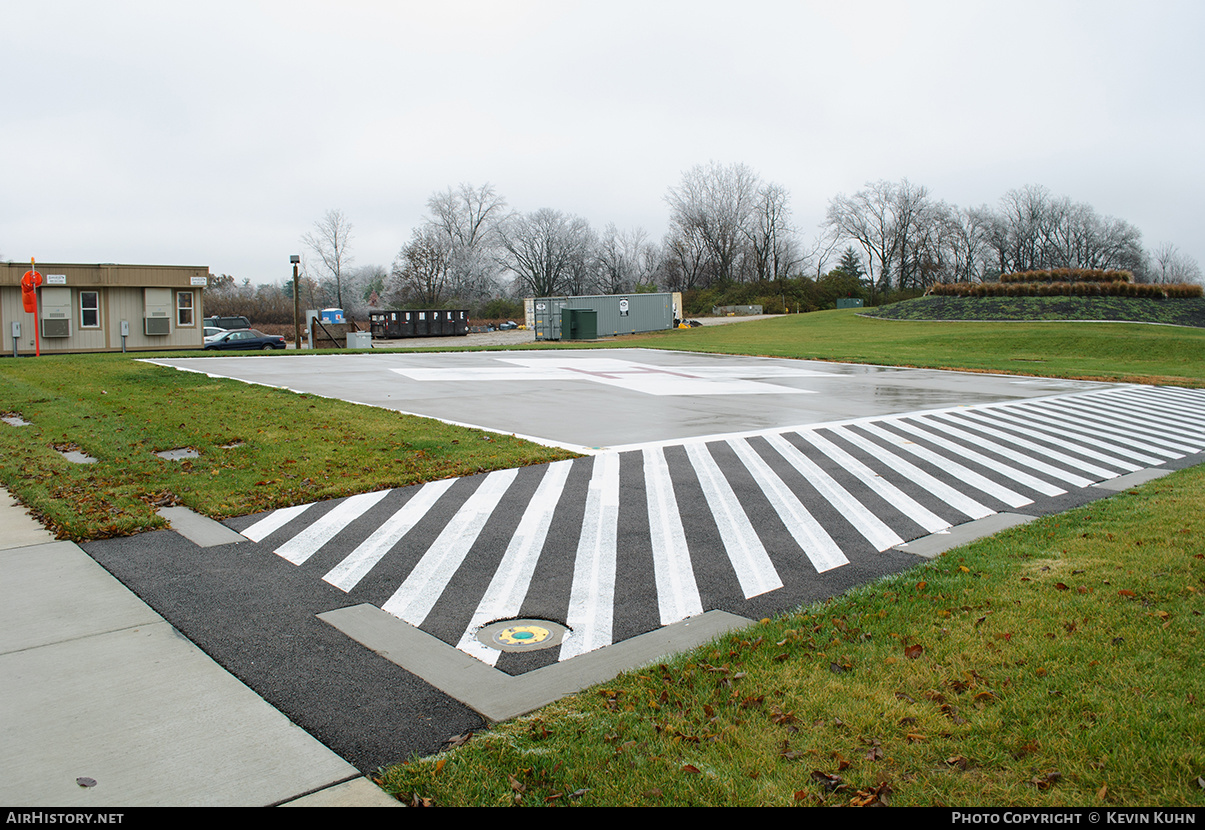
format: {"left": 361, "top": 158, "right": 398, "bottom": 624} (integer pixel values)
{"left": 927, "top": 269, "right": 1202, "bottom": 299}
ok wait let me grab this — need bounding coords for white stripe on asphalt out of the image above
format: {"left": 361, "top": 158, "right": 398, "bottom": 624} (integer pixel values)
{"left": 793, "top": 429, "right": 950, "bottom": 534}
{"left": 886, "top": 418, "right": 1067, "bottom": 497}
{"left": 456, "top": 460, "right": 574, "bottom": 666}
{"left": 644, "top": 447, "right": 704, "bottom": 626}
{"left": 323, "top": 477, "right": 457, "bottom": 592}
{"left": 911, "top": 414, "right": 1093, "bottom": 488}
{"left": 560, "top": 453, "right": 621, "bottom": 660}
{"left": 1092, "top": 386, "right": 1205, "bottom": 425}
{"left": 962, "top": 407, "right": 1143, "bottom": 472}
{"left": 274, "top": 490, "right": 391, "bottom": 565}
{"left": 1010, "top": 402, "right": 1176, "bottom": 463}
{"left": 1046, "top": 397, "right": 1203, "bottom": 452}
{"left": 728, "top": 437, "right": 849, "bottom": 573}
{"left": 382, "top": 468, "right": 519, "bottom": 626}
{"left": 927, "top": 411, "right": 1119, "bottom": 481}
{"left": 241, "top": 503, "right": 312, "bottom": 542}
{"left": 857, "top": 422, "right": 1033, "bottom": 509}
{"left": 827, "top": 425, "right": 995, "bottom": 520}
{"left": 684, "top": 442, "right": 782, "bottom": 599}
{"left": 1094, "top": 387, "right": 1205, "bottom": 422}
{"left": 763, "top": 433, "right": 904, "bottom": 551}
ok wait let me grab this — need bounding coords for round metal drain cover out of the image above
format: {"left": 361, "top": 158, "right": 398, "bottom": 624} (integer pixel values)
{"left": 476, "top": 619, "right": 569, "bottom": 653}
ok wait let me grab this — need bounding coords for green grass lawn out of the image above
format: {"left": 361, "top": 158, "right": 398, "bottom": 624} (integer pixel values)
{"left": 0, "top": 352, "right": 574, "bottom": 540}
{"left": 613, "top": 310, "right": 1205, "bottom": 387}
{"left": 1, "top": 311, "right": 1203, "bottom": 806}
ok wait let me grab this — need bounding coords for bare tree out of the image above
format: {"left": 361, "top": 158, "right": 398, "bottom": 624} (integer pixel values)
{"left": 498, "top": 209, "right": 595, "bottom": 297}
{"left": 597, "top": 224, "right": 663, "bottom": 294}
{"left": 825, "top": 180, "right": 916, "bottom": 302}
{"left": 747, "top": 182, "right": 802, "bottom": 282}
{"left": 1148, "top": 242, "right": 1203, "bottom": 284}
{"left": 936, "top": 205, "right": 994, "bottom": 283}
{"left": 666, "top": 162, "right": 762, "bottom": 284}
{"left": 301, "top": 209, "right": 354, "bottom": 309}
{"left": 425, "top": 183, "right": 509, "bottom": 301}
{"left": 388, "top": 226, "right": 451, "bottom": 306}
{"left": 663, "top": 223, "right": 712, "bottom": 291}
{"left": 807, "top": 226, "right": 843, "bottom": 279}
{"left": 986, "top": 185, "right": 1145, "bottom": 275}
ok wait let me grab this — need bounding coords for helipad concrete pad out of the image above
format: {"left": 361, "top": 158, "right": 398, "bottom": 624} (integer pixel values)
{"left": 147, "top": 349, "right": 1121, "bottom": 451}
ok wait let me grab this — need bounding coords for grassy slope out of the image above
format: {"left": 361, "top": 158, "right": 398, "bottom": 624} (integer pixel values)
{"left": 860, "top": 296, "right": 1205, "bottom": 328}
{"left": 615, "top": 309, "right": 1205, "bottom": 387}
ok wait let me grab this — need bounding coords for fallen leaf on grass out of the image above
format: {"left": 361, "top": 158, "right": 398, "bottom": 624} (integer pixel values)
{"left": 904, "top": 643, "right": 924, "bottom": 660}
{"left": 1030, "top": 770, "right": 1062, "bottom": 790}
{"left": 849, "top": 781, "right": 892, "bottom": 807}
{"left": 443, "top": 731, "right": 472, "bottom": 748}
{"left": 810, "top": 770, "right": 846, "bottom": 792}
{"left": 779, "top": 740, "right": 806, "bottom": 762}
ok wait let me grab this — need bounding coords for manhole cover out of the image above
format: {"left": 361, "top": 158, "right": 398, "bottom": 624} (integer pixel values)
{"left": 476, "top": 619, "right": 569, "bottom": 653}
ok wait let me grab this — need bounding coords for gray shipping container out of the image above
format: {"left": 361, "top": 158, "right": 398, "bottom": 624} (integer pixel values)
{"left": 530, "top": 293, "right": 676, "bottom": 341}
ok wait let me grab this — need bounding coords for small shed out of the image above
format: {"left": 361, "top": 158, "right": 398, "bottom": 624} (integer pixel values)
{"left": 525, "top": 292, "right": 681, "bottom": 341}
{"left": 1, "top": 262, "right": 210, "bottom": 354}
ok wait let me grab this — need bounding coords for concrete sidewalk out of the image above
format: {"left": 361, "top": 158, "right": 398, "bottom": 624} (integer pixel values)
{"left": 0, "top": 488, "right": 399, "bottom": 808}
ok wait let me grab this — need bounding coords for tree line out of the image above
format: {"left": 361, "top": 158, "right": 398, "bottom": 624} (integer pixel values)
{"left": 205, "top": 167, "right": 1202, "bottom": 323}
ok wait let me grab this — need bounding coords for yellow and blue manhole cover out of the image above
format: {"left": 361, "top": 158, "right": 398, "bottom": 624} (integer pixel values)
{"left": 495, "top": 625, "right": 551, "bottom": 646}
{"left": 476, "top": 619, "right": 568, "bottom": 652}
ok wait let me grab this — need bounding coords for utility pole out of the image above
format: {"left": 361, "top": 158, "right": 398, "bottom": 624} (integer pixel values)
{"left": 291, "top": 255, "right": 301, "bottom": 349}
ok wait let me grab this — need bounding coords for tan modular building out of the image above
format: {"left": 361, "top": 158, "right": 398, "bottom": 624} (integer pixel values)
{"left": 0, "top": 262, "right": 209, "bottom": 355}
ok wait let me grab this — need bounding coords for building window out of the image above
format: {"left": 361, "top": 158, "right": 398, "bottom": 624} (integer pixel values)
{"left": 177, "top": 291, "right": 194, "bottom": 326}
{"left": 80, "top": 291, "right": 100, "bottom": 328}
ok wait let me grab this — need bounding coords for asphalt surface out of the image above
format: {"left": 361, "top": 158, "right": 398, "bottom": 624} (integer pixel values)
{"left": 73, "top": 349, "right": 1205, "bottom": 774}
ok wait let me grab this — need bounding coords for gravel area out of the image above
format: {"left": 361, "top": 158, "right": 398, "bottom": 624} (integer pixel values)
{"left": 366, "top": 314, "right": 781, "bottom": 349}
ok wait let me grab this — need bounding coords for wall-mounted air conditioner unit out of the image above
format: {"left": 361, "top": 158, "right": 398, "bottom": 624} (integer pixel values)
{"left": 144, "top": 288, "right": 172, "bottom": 336}
{"left": 40, "top": 286, "right": 72, "bottom": 338}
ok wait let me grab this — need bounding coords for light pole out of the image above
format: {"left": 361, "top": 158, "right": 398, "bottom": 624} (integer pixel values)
{"left": 291, "top": 255, "right": 301, "bottom": 349}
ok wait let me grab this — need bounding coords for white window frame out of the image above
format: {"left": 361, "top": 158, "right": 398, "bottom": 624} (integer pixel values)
{"left": 80, "top": 291, "right": 100, "bottom": 328}
{"left": 177, "top": 291, "right": 194, "bottom": 327}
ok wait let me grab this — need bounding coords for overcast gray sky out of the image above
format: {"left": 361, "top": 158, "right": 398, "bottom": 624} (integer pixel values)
{"left": 4, "top": 0, "right": 1202, "bottom": 283}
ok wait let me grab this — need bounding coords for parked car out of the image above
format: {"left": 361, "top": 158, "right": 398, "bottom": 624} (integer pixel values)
{"left": 203, "top": 329, "right": 286, "bottom": 350}
{"left": 203, "top": 326, "right": 226, "bottom": 341}
{"left": 203, "top": 315, "right": 251, "bottom": 330}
